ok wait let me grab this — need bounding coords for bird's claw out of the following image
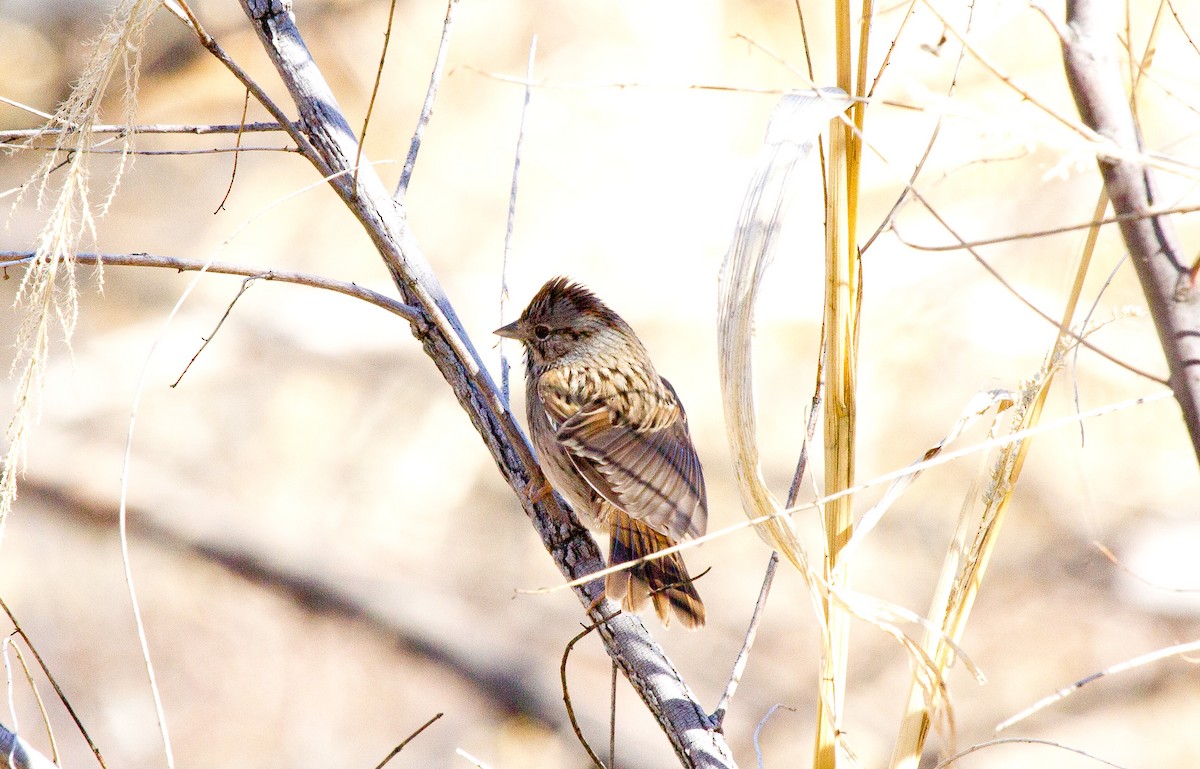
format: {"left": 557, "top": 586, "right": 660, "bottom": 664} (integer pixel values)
{"left": 526, "top": 478, "right": 554, "bottom": 504}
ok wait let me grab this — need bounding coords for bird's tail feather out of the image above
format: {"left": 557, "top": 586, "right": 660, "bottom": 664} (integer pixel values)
{"left": 607, "top": 511, "right": 705, "bottom": 629}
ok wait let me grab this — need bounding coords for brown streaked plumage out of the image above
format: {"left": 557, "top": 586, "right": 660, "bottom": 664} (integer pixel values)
{"left": 495, "top": 277, "right": 707, "bottom": 628}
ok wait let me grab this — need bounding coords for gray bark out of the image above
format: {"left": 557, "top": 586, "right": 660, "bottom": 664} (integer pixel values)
{"left": 1061, "top": 0, "right": 1200, "bottom": 464}
{"left": 0, "top": 723, "right": 57, "bottom": 769}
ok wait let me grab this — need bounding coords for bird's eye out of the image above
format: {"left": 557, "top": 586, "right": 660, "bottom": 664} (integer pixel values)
{"left": 533, "top": 324, "right": 551, "bottom": 340}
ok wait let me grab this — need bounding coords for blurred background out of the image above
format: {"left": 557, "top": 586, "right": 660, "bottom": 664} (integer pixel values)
{"left": 2, "top": 0, "right": 1199, "bottom": 767}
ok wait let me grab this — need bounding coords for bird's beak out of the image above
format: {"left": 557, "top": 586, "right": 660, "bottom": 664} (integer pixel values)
{"left": 494, "top": 319, "right": 524, "bottom": 340}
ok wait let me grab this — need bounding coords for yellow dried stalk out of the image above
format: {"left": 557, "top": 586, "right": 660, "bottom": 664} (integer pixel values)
{"left": 814, "top": 2, "right": 867, "bottom": 767}
{"left": 888, "top": 186, "right": 1100, "bottom": 768}
{"left": 890, "top": 358, "right": 1058, "bottom": 769}
{"left": 1, "top": 0, "right": 157, "bottom": 543}
{"left": 889, "top": 11, "right": 1166, "bottom": 765}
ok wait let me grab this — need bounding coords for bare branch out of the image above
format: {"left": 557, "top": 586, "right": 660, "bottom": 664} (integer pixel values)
{"left": 354, "top": 0, "right": 400, "bottom": 189}
{"left": 995, "top": 638, "right": 1200, "bottom": 733}
{"left": 0, "top": 252, "right": 422, "bottom": 322}
{"left": 712, "top": 344, "right": 823, "bottom": 729}
{"left": 170, "top": 276, "right": 258, "bottom": 388}
{"left": 0, "top": 597, "right": 108, "bottom": 769}
{"left": 169, "top": 0, "right": 327, "bottom": 175}
{"left": 889, "top": 189, "right": 1170, "bottom": 386}
{"left": 461, "top": 67, "right": 788, "bottom": 95}
{"left": 892, "top": 202, "right": 1200, "bottom": 252}
{"left": 214, "top": 89, "right": 253, "bottom": 213}
{"left": 918, "top": 0, "right": 1103, "bottom": 145}
{"left": 396, "top": 0, "right": 461, "bottom": 200}
{"left": 1060, "top": 0, "right": 1200, "bottom": 463}
{"left": 709, "top": 553, "right": 777, "bottom": 729}
{"left": 931, "top": 737, "right": 1134, "bottom": 769}
{"left": 0, "top": 121, "right": 287, "bottom": 143}
{"left": 6, "top": 145, "right": 297, "bottom": 156}
{"left": 498, "top": 35, "right": 537, "bottom": 408}
{"left": 561, "top": 622, "right": 609, "bottom": 769}
{"left": 231, "top": 1, "right": 735, "bottom": 764}
{"left": 372, "top": 713, "right": 444, "bottom": 769}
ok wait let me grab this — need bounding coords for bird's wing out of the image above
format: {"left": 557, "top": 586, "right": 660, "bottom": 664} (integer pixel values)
{"left": 539, "top": 373, "right": 707, "bottom": 541}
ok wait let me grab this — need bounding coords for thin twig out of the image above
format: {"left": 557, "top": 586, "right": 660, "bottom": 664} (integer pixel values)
{"left": 0, "top": 121, "right": 286, "bottom": 143}
{"left": 713, "top": 353, "right": 824, "bottom": 729}
{"left": 787, "top": 347, "right": 826, "bottom": 511}
{"left": 372, "top": 712, "right": 444, "bottom": 769}
{"left": 995, "top": 638, "right": 1200, "bottom": 733}
{"left": 0, "top": 95, "right": 54, "bottom": 121}
{"left": 454, "top": 749, "right": 496, "bottom": 769}
{"left": 0, "top": 597, "right": 107, "bottom": 769}
{"left": 171, "top": 276, "right": 259, "bottom": 388}
{"left": 561, "top": 622, "right": 608, "bottom": 769}
{"left": 709, "top": 552, "right": 778, "bottom": 730}
{"left": 7, "top": 145, "right": 297, "bottom": 156}
{"left": 0, "top": 252, "right": 422, "bottom": 323}
{"left": 214, "top": 88, "right": 252, "bottom": 213}
{"left": 498, "top": 35, "right": 537, "bottom": 408}
{"left": 462, "top": 67, "right": 788, "bottom": 95}
{"left": 792, "top": 0, "right": 831, "bottom": 231}
{"left": 1030, "top": 0, "right": 1072, "bottom": 42}
{"left": 395, "top": 0, "right": 460, "bottom": 200}
{"left": 117, "top": 377, "right": 175, "bottom": 769}
{"left": 861, "top": 0, "right": 976, "bottom": 255}
{"left": 1165, "top": 0, "right": 1200, "bottom": 59}
{"left": 732, "top": 33, "right": 813, "bottom": 84}
{"left": 932, "top": 738, "right": 1133, "bottom": 769}
{"left": 8, "top": 642, "right": 58, "bottom": 764}
{"left": 609, "top": 660, "right": 617, "bottom": 769}
{"left": 889, "top": 188, "right": 1169, "bottom": 386}
{"left": 753, "top": 704, "right": 796, "bottom": 769}
{"left": 918, "top": 0, "right": 1104, "bottom": 144}
{"left": 1071, "top": 253, "right": 1127, "bottom": 445}
{"left": 866, "top": 0, "right": 919, "bottom": 99}
{"left": 1093, "top": 539, "right": 1200, "bottom": 592}
{"left": 168, "top": 0, "right": 328, "bottom": 176}
{"left": 892, "top": 202, "right": 1200, "bottom": 252}
{"left": 354, "top": 0, "right": 399, "bottom": 190}
{"left": 794, "top": 0, "right": 817, "bottom": 83}
{"left": 475, "top": 67, "right": 1200, "bottom": 181}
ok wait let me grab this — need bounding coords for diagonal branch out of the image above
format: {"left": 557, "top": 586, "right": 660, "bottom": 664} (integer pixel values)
{"left": 230, "top": 1, "right": 734, "bottom": 765}
{"left": 1060, "top": 0, "right": 1200, "bottom": 464}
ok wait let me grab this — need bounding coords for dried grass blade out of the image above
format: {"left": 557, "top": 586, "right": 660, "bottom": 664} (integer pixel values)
{"left": 716, "top": 88, "right": 852, "bottom": 573}
{"left": 2, "top": 0, "right": 157, "bottom": 544}
{"left": 842, "top": 389, "right": 1016, "bottom": 565}
{"left": 890, "top": 358, "right": 1061, "bottom": 769}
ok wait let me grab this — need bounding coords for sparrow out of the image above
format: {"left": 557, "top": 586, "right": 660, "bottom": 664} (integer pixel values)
{"left": 496, "top": 277, "right": 707, "bottom": 628}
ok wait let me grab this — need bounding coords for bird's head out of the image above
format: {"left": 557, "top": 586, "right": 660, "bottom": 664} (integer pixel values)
{"left": 495, "top": 277, "right": 627, "bottom": 367}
